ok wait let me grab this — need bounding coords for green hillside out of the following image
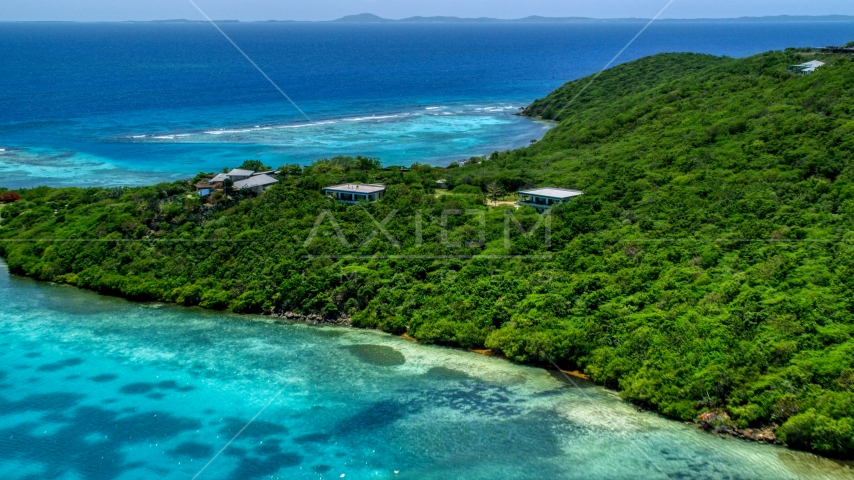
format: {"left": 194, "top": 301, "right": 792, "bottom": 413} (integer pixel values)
{"left": 3, "top": 48, "right": 854, "bottom": 457}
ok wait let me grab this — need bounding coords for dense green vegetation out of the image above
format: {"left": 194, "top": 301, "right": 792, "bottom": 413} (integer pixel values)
{"left": 3, "top": 48, "right": 854, "bottom": 457}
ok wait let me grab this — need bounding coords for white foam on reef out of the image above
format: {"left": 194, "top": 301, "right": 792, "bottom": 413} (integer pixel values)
{"left": 138, "top": 104, "right": 516, "bottom": 142}
{"left": 199, "top": 122, "right": 327, "bottom": 136}
{"left": 274, "top": 120, "right": 336, "bottom": 129}
{"left": 136, "top": 133, "right": 188, "bottom": 139}
{"left": 200, "top": 110, "right": 418, "bottom": 133}
{"left": 343, "top": 114, "right": 400, "bottom": 122}
{"left": 474, "top": 105, "right": 518, "bottom": 112}
{"left": 203, "top": 128, "right": 251, "bottom": 135}
{"left": 111, "top": 102, "right": 550, "bottom": 172}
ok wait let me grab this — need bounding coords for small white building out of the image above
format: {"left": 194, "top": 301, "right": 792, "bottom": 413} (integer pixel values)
{"left": 517, "top": 187, "right": 583, "bottom": 213}
{"left": 790, "top": 60, "right": 825, "bottom": 75}
{"left": 323, "top": 183, "right": 386, "bottom": 204}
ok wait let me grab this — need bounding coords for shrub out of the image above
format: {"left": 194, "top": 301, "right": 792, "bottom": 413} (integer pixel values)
{"left": 778, "top": 410, "right": 854, "bottom": 456}
{"left": 451, "top": 184, "right": 482, "bottom": 195}
{"left": 0, "top": 192, "right": 20, "bottom": 203}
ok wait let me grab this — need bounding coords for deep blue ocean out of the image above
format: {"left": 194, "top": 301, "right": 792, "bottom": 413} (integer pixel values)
{"left": 4, "top": 22, "right": 854, "bottom": 480}
{"left": 1, "top": 21, "right": 854, "bottom": 188}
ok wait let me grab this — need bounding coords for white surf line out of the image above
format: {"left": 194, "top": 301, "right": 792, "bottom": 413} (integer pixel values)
{"left": 547, "top": 0, "right": 677, "bottom": 122}
{"left": 187, "top": 0, "right": 315, "bottom": 124}
{"left": 190, "top": 386, "right": 286, "bottom": 480}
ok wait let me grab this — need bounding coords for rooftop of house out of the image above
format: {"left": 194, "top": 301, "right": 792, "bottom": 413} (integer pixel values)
{"left": 227, "top": 169, "right": 254, "bottom": 177}
{"left": 323, "top": 183, "right": 387, "bottom": 194}
{"left": 210, "top": 173, "right": 229, "bottom": 183}
{"left": 518, "top": 187, "right": 584, "bottom": 200}
{"left": 794, "top": 60, "right": 825, "bottom": 68}
{"left": 233, "top": 174, "right": 279, "bottom": 189}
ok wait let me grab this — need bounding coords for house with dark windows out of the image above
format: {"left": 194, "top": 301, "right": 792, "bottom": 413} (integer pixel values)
{"left": 517, "top": 187, "right": 583, "bottom": 213}
{"left": 323, "top": 183, "right": 386, "bottom": 204}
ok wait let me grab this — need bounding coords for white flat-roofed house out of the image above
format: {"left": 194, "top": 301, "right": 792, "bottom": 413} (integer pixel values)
{"left": 789, "top": 60, "right": 825, "bottom": 75}
{"left": 226, "top": 169, "right": 254, "bottom": 181}
{"left": 233, "top": 174, "right": 279, "bottom": 194}
{"left": 517, "top": 187, "right": 583, "bottom": 213}
{"left": 323, "top": 183, "right": 386, "bottom": 204}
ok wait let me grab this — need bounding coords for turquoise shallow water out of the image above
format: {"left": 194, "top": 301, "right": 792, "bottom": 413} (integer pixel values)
{"left": 0, "top": 102, "right": 552, "bottom": 189}
{"left": 1, "top": 261, "right": 853, "bottom": 480}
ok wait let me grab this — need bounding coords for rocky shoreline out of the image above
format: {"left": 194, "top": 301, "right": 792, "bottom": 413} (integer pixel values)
{"left": 695, "top": 411, "right": 783, "bottom": 445}
{"left": 271, "top": 310, "right": 353, "bottom": 327}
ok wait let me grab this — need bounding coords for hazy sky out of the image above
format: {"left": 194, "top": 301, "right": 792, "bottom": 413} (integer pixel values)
{"left": 4, "top": 0, "right": 854, "bottom": 22}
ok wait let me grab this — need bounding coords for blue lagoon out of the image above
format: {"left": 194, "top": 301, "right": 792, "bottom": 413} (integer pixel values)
{"left": 0, "top": 262, "right": 852, "bottom": 479}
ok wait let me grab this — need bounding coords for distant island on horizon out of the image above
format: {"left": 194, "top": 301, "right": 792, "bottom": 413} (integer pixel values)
{"left": 327, "top": 13, "right": 854, "bottom": 24}
{"left": 9, "top": 14, "right": 854, "bottom": 24}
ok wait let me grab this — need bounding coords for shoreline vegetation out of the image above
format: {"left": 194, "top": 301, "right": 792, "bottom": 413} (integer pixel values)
{"left": 3, "top": 46, "right": 854, "bottom": 459}
{"left": 267, "top": 305, "right": 784, "bottom": 446}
